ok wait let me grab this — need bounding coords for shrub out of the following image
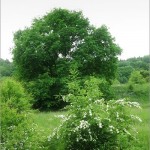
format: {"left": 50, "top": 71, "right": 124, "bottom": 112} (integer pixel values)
{"left": 0, "top": 103, "right": 46, "bottom": 149}
{"left": 1, "top": 103, "right": 31, "bottom": 149}
{"left": 47, "top": 76, "right": 142, "bottom": 150}
{"left": 0, "top": 78, "right": 32, "bottom": 112}
{"left": 129, "top": 71, "right": 146, "bottom": 84}
{"left": 0, "top": 78, "right": 45, "bottom": 149}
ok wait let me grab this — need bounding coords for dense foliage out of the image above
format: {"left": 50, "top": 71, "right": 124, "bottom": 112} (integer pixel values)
{"left": 0, "top": 78, "right": 32, "bottom": 112}
{"left": 12, "top": 8, "right": 121, "bottom": 110}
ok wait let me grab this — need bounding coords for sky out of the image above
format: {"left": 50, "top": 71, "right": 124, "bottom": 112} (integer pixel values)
{"left": 1, "top": 0, "right": 149, "bottom": 61}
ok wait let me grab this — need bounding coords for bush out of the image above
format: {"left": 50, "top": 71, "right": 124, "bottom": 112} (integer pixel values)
{"left": 0, "top": 78, "right": 45, "bottom": 149}
{"left": 0, "top": 78, "right": 32, "bottom": 112}
{"left": 1, "top": 103, "right": 31, "bottom": 149}
{"left": 129, "top": 71, "right": 146, "bottom": 84}
{"left": 47, "top": 76, "right": 142, "bottom": 150}
{"left": 0, "top": 103, "right": 47, "bottom": 149}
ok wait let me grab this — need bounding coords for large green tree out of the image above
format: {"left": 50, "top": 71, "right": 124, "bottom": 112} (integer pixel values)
{"left": 12, "top": 8, "right": 122, "bottom": 110}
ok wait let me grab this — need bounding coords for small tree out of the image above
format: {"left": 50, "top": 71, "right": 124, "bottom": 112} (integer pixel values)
{"left": 117, "top": 66, "right": 134, "bottom": 83}
{"left": 129, "top": 71, "right": 145, "bottom": 85}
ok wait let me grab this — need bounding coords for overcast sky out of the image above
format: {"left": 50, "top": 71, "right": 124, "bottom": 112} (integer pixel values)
{"left": 1, "top": 0, "right": 149, "bottom": 61}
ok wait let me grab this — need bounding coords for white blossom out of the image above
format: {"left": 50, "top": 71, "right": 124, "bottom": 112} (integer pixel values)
{"left": 83, "top": 112, "right": 87, "bottom": 118}
{"left": 131, "top": 115, "right": 142, "bottom": 122}
{"left": 116, "top": 129, "right": 119, "bottom": 133}
{"left": 79, "top": 120, "right": 89, "bottom": 129}
{"left": 75, "top": 120, "right": 89, "bottom": 131}
{"left": 109, "top": 125, "right": 115, "bottom": 132}
{"left": 106, "top": 104, "right": 109, "bottom": 111}
{"left": 116, "top": 112, "right": 119, "bottom": 118}
{"left": 115, "top": 99, "right": 126, "bottom": 105}
{"left": 55, "top": 115, "right": 65, "bottom": 119}
{"left": 94, "top": 99, "right": 104, "bottom": 104}
{"left": 123, "top": 128, "right": 131, "bottom": 135}
{"left": 98, "top": 122, "right": 103, "bottom": 128}
{"left": 89, "top": 109, "right": 92, "bottom": 116}
{"left": 128, "top": 102, "right": 141, "bottom": 109}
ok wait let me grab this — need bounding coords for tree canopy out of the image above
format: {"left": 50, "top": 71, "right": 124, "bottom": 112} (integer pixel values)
{"left": 12, "top": 8, "right": 122, "bottom": 110}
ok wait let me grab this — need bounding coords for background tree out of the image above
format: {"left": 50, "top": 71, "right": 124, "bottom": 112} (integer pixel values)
{"left": 129, "top": 71, "right": 146, "bottom": 85}
{"left": 0, "top": 58, "right": 14, "bottom": 78}
{"left": 12, "top": 8, "right": 122, "bottom": 110}
{"left": 140, "top": 70, "right": 149, "bottom": 82}
{"left": 117, "top": 66, "right": 134, "bottom": 83}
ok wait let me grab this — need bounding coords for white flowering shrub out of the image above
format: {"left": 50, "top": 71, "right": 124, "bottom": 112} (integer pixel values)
{"left": 47, "top": 75, "right": 142, "bottom": 150}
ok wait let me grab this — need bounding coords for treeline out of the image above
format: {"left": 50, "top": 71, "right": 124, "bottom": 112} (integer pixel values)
{"left": 1, "top": 55, "right": 149, "bottom": 83}
{"left": 117, "top": 55, "right": 149, "bottom": 83}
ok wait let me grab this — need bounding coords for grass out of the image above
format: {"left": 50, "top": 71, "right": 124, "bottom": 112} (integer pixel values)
{"left": 128, "top": 104, "right": 150, "bottom": 150}
{"left": 32, "top": 111, "right": 67, "bottom": 137}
